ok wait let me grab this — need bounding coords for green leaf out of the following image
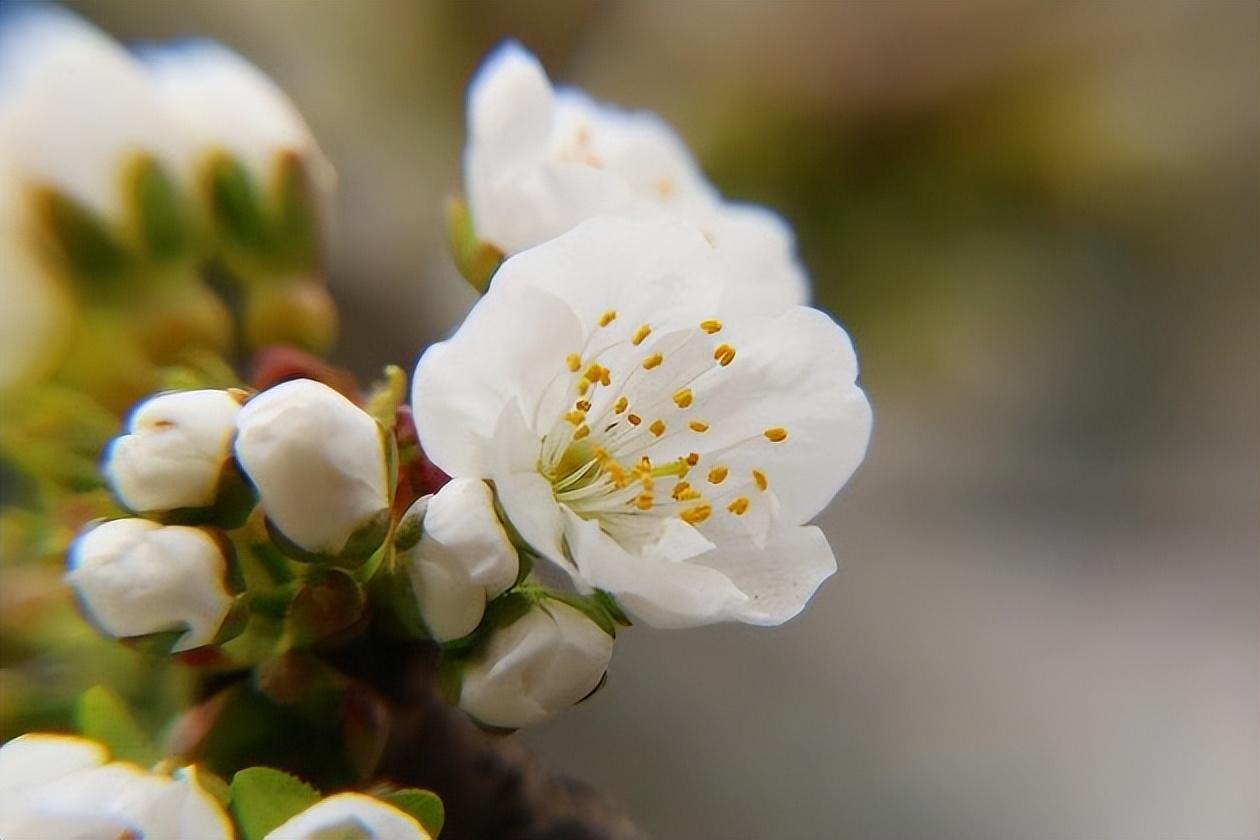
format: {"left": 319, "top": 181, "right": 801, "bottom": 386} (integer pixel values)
{"left": 381, "top": 789, "right": 445, "bottom": 838}
{"left": 75, "top": 685, "right": 157, "bottom": 765}
{"left": 229, "top": 766, "right": 321, "bottom": 840}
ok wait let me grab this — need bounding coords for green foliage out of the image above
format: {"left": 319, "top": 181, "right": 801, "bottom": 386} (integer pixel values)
{"left": 75, "top": 685, "right": 158, "bottom": 766}
{"left": 229, "top": 766, "right": 321, "bottom": 840}
{"left": 381, "top": 788, "right": 445, "bottom": 837}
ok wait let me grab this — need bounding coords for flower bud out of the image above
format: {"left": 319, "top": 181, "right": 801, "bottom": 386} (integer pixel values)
{"left": 265, "top": 793, "right": 431, "bottom": 840}
{"left": 104, "top": 389, "right": 243, "bottom": 513}
{"left": 458, "top": 599, "right": 613, "bottom": 729}
{"left": 66, "top": 518, "right": 233, "bottom": 652}
{"left": 234, "top": 379, "right": 390, "bottom": 558}
{"left": 399, "top": 478, "right": 518, "bottom": 642}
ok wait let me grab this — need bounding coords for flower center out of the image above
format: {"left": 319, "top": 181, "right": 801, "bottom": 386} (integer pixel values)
{"left": 537, "top": 310, "right": 787, "bottom": 546}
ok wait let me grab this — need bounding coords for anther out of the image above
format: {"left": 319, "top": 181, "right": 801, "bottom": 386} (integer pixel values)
{"left": 707, "top": 465, "right": 728, "bottom": 484}
{"left": 673, "top": 388, "right": 693, "bottom": 408}
{"left": 728, "top": 497, "right": 750, "bottom": 516}
{"left": 564, "top": 410, "right": 586, "bottom": 426}
{"left": 573, "top": 424, "right": 591, "bottom": 440}
{"left": 685, "top": 452, "right": 701, "bottom": 466}
{"left": 632, "top": 324, "right": 652, "bottom": 346}
{"left": 763, "top": 427, "right": 788, "bottom": 442}
{"left": 599, "top": 309, "right": 617, "bottom": 327}
{"left": 713, "top": 344, "right": 736, "bottom": 366}
{"left": 649, "top": 419, "right": 667, "bottom": 437}
{"left": 752, "top": 469, "right": 769, "bottom": 491}
{"left": 700, "top": 319, "right": 723, "bottom": 334}
{"left": 627, "top": 413, "right": 642, "bottom": 426}
{"left": 614, "top": 396, "right": 629, "bottom": 414}
{"left": 566, "top": 353, "right": 582, "bottom": 372}
{"left": 643, "top": 352, "right": 664, "bottom": 370}
{"left": 635, "top": 492, "right": 655, "bottom": 511}
{"left": 577, "top": 378, "right": 591, "bottom": 396}
{"left": 680, "top": 504, "right": 713, "bottom": 525}
{"left": 689, "top": 420, "right": 709, "bottom": 433}
{"left": 575, "top": 400, "right": 592, "bottom": 412}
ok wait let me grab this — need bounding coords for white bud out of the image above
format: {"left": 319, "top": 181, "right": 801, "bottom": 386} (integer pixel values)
{"left": 265, "top": 792, "right": 431, "bottom": 840}
{"left": 66, "top": 519, "right": 233, "bottom": 652}
{"left": 0, "top": 734, "right": 232, "bottom": 840}
{"left": 459, "top": 600, "right": 613, "bottom": 729}
{"left": 400, "top": 478, "right": 518, "bottom": 642}
{"left": 234, "top": 379, "right": 390, "bottom": 557}
{"left": 103, "top": 389, "right": 243, "bottom": 513}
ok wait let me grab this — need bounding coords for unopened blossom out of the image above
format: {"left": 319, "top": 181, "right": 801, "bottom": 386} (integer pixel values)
{"left": 413, "top": 216, "right": 871, "bottom": 628}
{"left": 459, "top": 599, "right": 613, "bottom": 729}
{"left": 0, "top": 734, "right": 232, "bottom": 840}
{"left": 137, "top": 38, "right": 334, "bottom": 210}
{"left": 400, "top": 478, "right": 519, "bottom": 642}
{"left": 234, "top": 378, "right": 391, "bottom": 557}
{"left": 266, "top": 792, "right": 432, "bottom": 840}
{"left": 104, "top": 389, "right": 244, "bottom": 513}
{"left": 67, "top": 518, "right": 233, "bottom": 651}
{"left": 0, "top": 7, "right": 190, "bottom": 220}
{"left": 464, "top": 42, "right": 808, "bottom": 313}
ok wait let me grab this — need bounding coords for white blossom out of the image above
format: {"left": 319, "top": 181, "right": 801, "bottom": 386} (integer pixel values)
{"left": 413, "top": 216, "right": 871, "bottom": 628}
{"left": 0, "top": 734, "right": 232, "bottom": 840}
{"left": 265, "top": 792, "right": 431, "bottom": 840}
{"left": 234, "top": 378, "right": 390, "bottom": 557}
{"left": 0, "top": 6, "right": 190, "bottom": 220}
{"left": 459, "top": 599, "right": 613, "bottom": 729}
{"left": 464, "top": 41, "right": 808, "bottom": 314}
{"left": 104, "top": 389, "right": 244, "bottom": 513}
{"left": 66, "top": 518, "right": 233, "bottom": 651}
{"left": 137, "top": 38, "right": 334, "bottom": 206}
{"left": 400, "top": 478, "right": 519, "bottom": 642}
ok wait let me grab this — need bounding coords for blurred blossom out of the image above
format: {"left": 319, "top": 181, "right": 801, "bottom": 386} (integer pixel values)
{"left": 67, "top": 518, "right": 233, "bottom": 652}
{"left": 0, "top": 733, "right": 232, "bottom": 840}
{"left": 413, "top": 217, "right": 869, "bottom": 627}
{"left": 104, "top": 389, "right": 244, "bottom": 514}
{"left": 464, "top": 41, "right": 809, "bottom": 313}
{"left": 234, "top": 378, "right": 390, "bottom": 558}
{"left": 459, "top": 599, "right": 613, "bottom": 730}
{"left": 399, "top": 477, "right": 519, "bottom": 643}
{"left": 265, "top": 793, "right": 432, "bottom": 840}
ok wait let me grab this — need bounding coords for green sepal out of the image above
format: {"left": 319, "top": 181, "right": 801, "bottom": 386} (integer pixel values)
{"left": 364, "top": 365, "right": 408, "bottom": 430}
{"left": 263, "top": 507, "right": 390, "bottom": 567}
{"left": 445, "top": 195, "right": 502, "bottom": 293}
{"left": 541, "top": 590, "right": 617, "bottom": 638}
{"left": 75, "top": 685, "right": 159, "bottom": 766}
{"left": 128, "top": 154, "right": 192, "bottom": 263}
{"left": 149, "top": 461, "right": 258, "bottom": 529}
{"left": 229, "top": 766, "right": 321, "bottom": 840}
{"left": 367, "top": 550, "right": 428, "bottom": 641}
{"left": 206, "top": 153, "right": 271, "bottom": 255}
{"left": 593, "top": 589, "right": 632, "bottom": 627}
{"left": 286, "top": 566, "right": 367, "bottom": 647}
{"left": 273, "top": 151, "right": 320, "bottom": 271}
{"left": 35, "top": 187, "right": 130, "bottom": 284}
{"left": 392, "top": 500, "right": 426, "bottom": 553}
{"left": 380, "top": 789, "right": 445, "bottom": 838}
{"left": 121, "top": 628, "right": 187, "bottom": 657}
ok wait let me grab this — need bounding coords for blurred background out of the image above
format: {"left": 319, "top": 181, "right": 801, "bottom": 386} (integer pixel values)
{"left": 47, "top": 1, "right": 1260, "bottom": 837}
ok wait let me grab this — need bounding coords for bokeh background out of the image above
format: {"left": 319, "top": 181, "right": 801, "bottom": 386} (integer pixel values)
{"left": 56, "top": 1, "right": 1260, "bottom": 837}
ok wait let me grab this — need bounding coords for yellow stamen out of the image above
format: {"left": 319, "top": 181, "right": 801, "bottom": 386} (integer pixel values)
{"left": 680, "top": 504, "right": 713, "bottom": 525}
{"left": 598, "top": 309, "right": 617, "bottom": 327}
{"left": 764, "top": 427, "right": 788, "bottom": 443}
{"left": 671, "top": 481, "right": 692, "bottom": 501}
{"left": 753, "top": 469, "right": 769, "bottom": 491}
{"left": 604, "top": 462, "right": 630, "bottom": 488}
{"left": 714, "top": 344, "right": 736, "bottom": 366}
{"left": 632, "top": 324, "right": 652, "bottom": 345}
{"left": 643, "top": 352, "right": 664, "bottom": 370}
{"left": 614, "top": 395, "right": 629, "bottom": 414}
{"left": 707, "top": 465, "right": 728, "bottom": 484}
{"left": 573, "top": 424, "right": 591, "bottom": 440}
{"left": 689, "top": 420, "right": 709, "bottom": 433}
{"left": 649, "top": 419, "right": 667, "bottom": 437}
{"left": 564, "top": 410, "right": 586, "bottom": 426}
{"left": 627, "top": 413, "right": 642, "bottom": 426}
{"left": 575, "top": 399, "right": 592, "bottom": 412}
{"left": 685, "top": 452, "right": 701, "bottom": 467}
{"left": 635, "top": 492, "right": 654, "bottom": 511}
{"left": 728, "top": 497, "right": 750, "bottom": 516}
{"left": 673, "top": 388, "right": 694, "bottom": 408}
{"left": 584, "top": 363, "right": 609, "bottom": 385}
{"left": 566, "top": 353, "right": 582, "bottom": 372}
{"left": 700, "top": 319, "right": 723, "bottom": 334}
